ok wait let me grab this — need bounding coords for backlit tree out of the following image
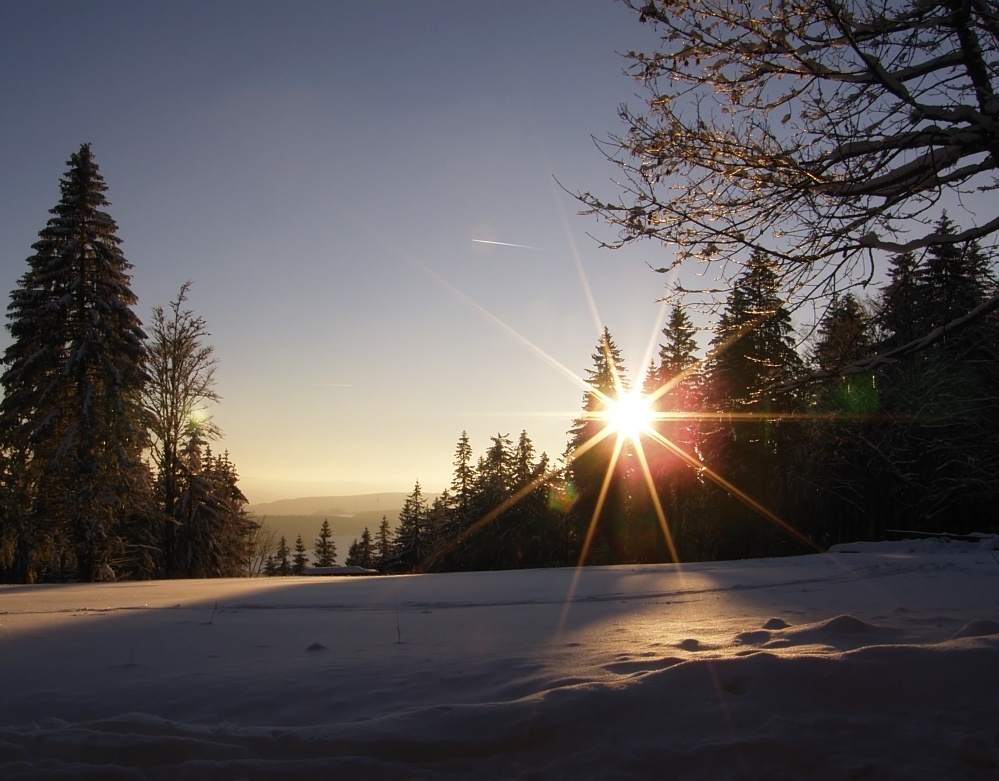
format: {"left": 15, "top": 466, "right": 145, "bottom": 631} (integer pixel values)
{"left": 0, "top": 144, "right": 148, "bottom": 582}
{"left": 314, "top": 518, "right": 337, "bottom": 567}
{"left": 144, "top": 282, "right": 220, "bottom": 521}
{"left": 566, "top": 328, "right": 634, "bottom": 563}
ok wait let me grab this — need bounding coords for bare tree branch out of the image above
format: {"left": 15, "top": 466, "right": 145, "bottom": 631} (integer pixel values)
{"left": 579, "top": 0, "right": 999, "bottom": 320}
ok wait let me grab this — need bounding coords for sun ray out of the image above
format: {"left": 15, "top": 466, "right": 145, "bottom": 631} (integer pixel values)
{"left": 575, "top": 428, "right": 628, "bottom": 567}
{"left": 641, "top": 425, "right": 814, "bottom": 549}
{"left": 629, "top": 429, "right": 680, "bottom": 563}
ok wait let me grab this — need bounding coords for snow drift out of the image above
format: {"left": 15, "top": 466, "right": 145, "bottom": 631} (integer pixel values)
{"left": 1, "top": 537, "right": 997, "bottom": 779}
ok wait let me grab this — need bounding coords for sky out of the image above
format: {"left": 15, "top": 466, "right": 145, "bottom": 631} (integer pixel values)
{"left": 2, "top": 537, "right": 997, "bottom": 777}
{"left": 0, "top": 0, "right": 689, "bottom": 503}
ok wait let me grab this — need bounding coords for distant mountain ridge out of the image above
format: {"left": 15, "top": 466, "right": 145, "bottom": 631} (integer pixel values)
{"left": 246, "top": 493, "right": 439, "bottom": 556}
{"left": 247, "top": 492, "right": 423, "bottom": 517}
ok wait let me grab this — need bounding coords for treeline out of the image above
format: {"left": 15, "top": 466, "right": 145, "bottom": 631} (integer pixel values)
{"left": 4, "top": 146, "right": 996, "bottom": 582}
{"left": 350, "top": 220, "right": 999, "bottom": 573}
{"left": 263, "top": 519, "right": 341, "bottom": 575}
{"left": 0, "top": 146, "right": 258, "bottom": 583}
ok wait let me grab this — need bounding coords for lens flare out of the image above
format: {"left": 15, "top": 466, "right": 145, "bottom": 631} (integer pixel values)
{"left": 376, "top": 215, "right": 823, "bottom": 581}
{"left": 598, "top": 389, "right": 656, "bottom": 439}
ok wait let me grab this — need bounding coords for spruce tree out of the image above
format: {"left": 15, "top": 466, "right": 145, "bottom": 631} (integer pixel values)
{"left": 476, "top": 433, "right": 513, "bottom": 511}
{"left": 872, "top": 216, "right": 999, "bottom": 531}
{"left": 166, "top": 429, "right": 251, "bottom": 578}
{"left": 812, "top": 294, "right": 872, "bottom": 375}
{"left": 275, "top": 535, "right": 291, "bottom": 576}
{"left": 647, "top": 304, "right": 702, "bottom": 464}
{"left": 799, "top": 295, "right": 880, "bottom": 546}
{"left": 508, "top": 432, "right": 559, "bottom": 568}
{"left": 345, "top": 527, "right": 373, "bottom": 568}
{"left": 643, "top": 304, "right": 702, "bottom": 561}
{"left": 878, "top": 251, "right": 926, "bottom": 350}
{"left": 358, "top": 527, "right": 373, "bottom": 567}
{"left": 920, "top": 215, "right": 995, "bottom": 349}
{"left": 390, "top": 481, "right": 429, "bottom": 571}
{"left": 450, "top": 431, "right": 475, "bottom": 514}
{"left": 345, "top": 538, "right": 362, "bottom": 566}
{"left": 374, "top": 515, "right": 392, "bottom": 568}
{"left": 461, "top": 433, "right": 516, "bottom": 570}
{"left": 436, "top": 431, "right": 476, "bottom": 561}
{"left": 656, "top": 305, "right": 699, "bottom": 382}
{"left": 699, "top": 250, "right": 804, "bottom": 559}
{"left": 0, "top": 144, "right": 149, "bottom": 582}
{"left": 706, "top": 251, "right": 802, "bottom": 411}
{"left": 565, "top": 328, "right": 634, "bottom": 564}
{"left": 314, "top": 518, "right": 336, "bottom": 567}
{"left": 292, "top": 535, "right": 309, "bottom": 574}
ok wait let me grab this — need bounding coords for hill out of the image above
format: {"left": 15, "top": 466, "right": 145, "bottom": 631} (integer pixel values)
{"left": 248, "top": 492, "right": 417, "bottom": 517}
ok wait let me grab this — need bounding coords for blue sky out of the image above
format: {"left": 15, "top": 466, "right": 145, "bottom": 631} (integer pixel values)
{"left": 0, "top": 1, "right": 688, "bottom": 502}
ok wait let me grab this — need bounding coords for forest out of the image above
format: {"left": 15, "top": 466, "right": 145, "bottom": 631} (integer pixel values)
{"left": 0, "top": 146, "right": 258, "bottom": 584}
{"left": 307, "top": 228, "right": 998, "bottom": 575}
{"left": 3, "top": 1, "right": 999, "bottom": 582}
{"left": 2, "top": 143, "right": 998, "bottom": 583}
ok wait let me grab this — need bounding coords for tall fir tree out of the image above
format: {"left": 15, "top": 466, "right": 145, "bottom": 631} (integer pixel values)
{"left": 919, "top": 214, "right": 996, "bottom": 350}
{"left": 642, "top": 304, "right": 702, "bottom": 561}
{"left": 314, "top": 518, "right": 336, "bottom": 567}
{"left": 507, "top": 431, "right": 560, "bottom": 569}
{"left": 812, "top": 294, "right": 872, "bottom": 375}
{"left": 344, "top": 527, "right": 373, "bottom": 569}
{"left": 389, "top": 481, "right": 429, "bottom": 572}
{"left": 476, "top": 433, "right": 514, "bottom": 512}
{"left": 878, "top": 251, "right": 927, "bottom": 350}
{"left": 450, "top": 431, "right": 475, "bottom": 515}
{"left": 274, "top": 535, "right": 291, "bottom": 576}
{"left": 565, "top": 328, "right": 635, "bottom": 564}
{"left": 374, "top": 515, "right": 392, "bottom": 568}
{"left": 872, "top": 216, "right": 999, "bottom": 531}
{"left": 656, "top": 305, "right": 699, "bottom": 382}
{"left": 162, "top": 416, "right": 252, "bottom": 579}
{"left": 433, "top": 431, "right": 476, "bottom": 563}
{"left": 705, "top": 251, "right": 802, "bottom": 412}
{"left": 292, "top": 535, "right": 309, "bottom": 575}
{"left": 699, "top": 250, "right": 804, "bottom": 559}
{"left": 0, "top": 144, "right": 149, "bottom": 582}
{"left": 466, "top": 433, "right": 522, "bottom": 570}
{"left": 799, "top": 294, "right": 881, "bottom": 546}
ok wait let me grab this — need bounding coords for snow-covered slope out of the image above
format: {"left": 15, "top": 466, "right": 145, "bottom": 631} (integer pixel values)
{"left": 1, "top": 538, "right": 997, "bottom": 779}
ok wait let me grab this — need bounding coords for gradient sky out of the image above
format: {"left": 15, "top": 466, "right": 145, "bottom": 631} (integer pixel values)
{"left": 0, "top": 1, "right": 688, "bottom": 503}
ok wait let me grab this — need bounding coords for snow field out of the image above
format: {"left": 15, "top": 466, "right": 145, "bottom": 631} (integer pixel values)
{"left": 0, "top": 537, "right": 997, "bottom": 779}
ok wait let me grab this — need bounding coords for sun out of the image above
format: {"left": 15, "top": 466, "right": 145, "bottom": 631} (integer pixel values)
{"left": 601, "top": 389, "right": 656, "bottom": 441}
{"left": 189, "top": 408, "right": 209, "bottom": 425}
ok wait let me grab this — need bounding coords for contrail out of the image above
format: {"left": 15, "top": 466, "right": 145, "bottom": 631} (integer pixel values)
{"left": 472, "top": 239, "right": 535, "bottom": 250}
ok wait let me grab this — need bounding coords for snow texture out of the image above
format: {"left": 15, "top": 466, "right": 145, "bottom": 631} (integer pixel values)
{"left": 1, "top": 537, "right": 997, "bottom": 779}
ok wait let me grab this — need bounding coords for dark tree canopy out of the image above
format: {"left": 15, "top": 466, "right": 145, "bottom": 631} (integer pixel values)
{"left": 579, "top": 1, "right": 999, "bottom": 315}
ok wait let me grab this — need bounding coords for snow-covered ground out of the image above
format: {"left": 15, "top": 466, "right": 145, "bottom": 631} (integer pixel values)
{"left": 1, "top": 537, "right": 997, "bottom": 780}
